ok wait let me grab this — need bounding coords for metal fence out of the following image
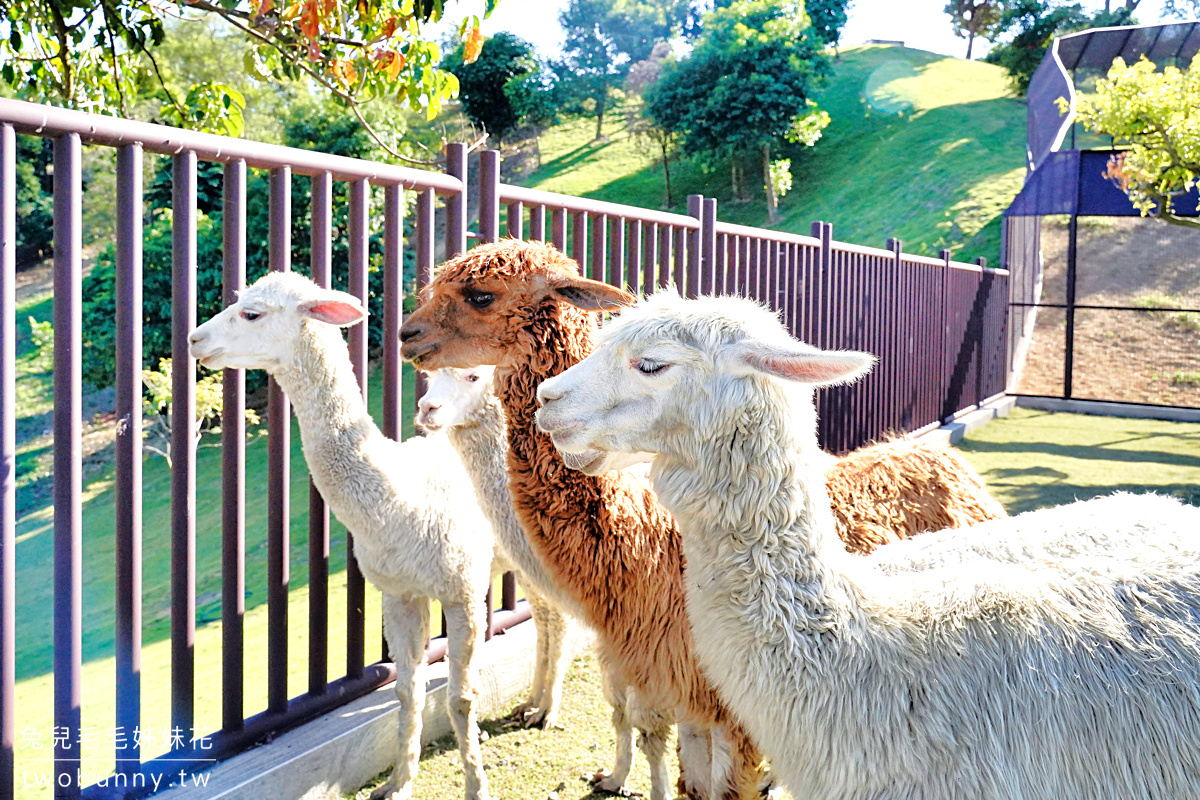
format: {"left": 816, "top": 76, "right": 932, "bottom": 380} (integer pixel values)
{"left": 0, "top": 98, "right": 1008, "bottom": 800}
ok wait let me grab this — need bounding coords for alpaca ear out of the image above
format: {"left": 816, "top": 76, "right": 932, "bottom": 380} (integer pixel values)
{"left": 550, "top": 275, "right": 636, "bottom": 312}
{"left": 726, "top": 339, "right": 875, "bottom": 386}
{"left": 300, "top": 292, "right": 366, "bottom": 326}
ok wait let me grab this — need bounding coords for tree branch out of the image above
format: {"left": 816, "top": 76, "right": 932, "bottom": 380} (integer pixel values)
{"left": 100, "top": 1, "right": 128, "bottom": 117}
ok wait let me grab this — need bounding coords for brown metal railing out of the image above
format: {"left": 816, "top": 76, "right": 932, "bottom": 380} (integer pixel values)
{"left": 0, "top": 97, "right": 1008, "bottom": 800}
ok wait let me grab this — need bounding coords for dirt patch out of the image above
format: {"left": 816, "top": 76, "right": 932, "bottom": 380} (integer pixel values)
{"left": 1016, "top": 216, "right": 1200, "bottom": 407}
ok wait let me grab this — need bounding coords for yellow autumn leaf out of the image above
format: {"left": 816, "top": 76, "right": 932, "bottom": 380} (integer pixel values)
{"left": 463, "top": 17, "right": 483, "bottom": 64}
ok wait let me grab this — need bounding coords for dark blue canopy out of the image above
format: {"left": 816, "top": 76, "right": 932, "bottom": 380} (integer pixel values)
{"left": 1005, "top": 149, "right": 1200, "bottom": 217}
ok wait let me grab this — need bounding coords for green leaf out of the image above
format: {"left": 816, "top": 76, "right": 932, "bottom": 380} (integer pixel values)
{"left": 1, "top": 64, "right": 14, "bottom": 85}
{"left": 9, "top": 28, "right": 21, "bottom": 51}
{"left": 483, "top": 0, "right": 499, "bottom": 18}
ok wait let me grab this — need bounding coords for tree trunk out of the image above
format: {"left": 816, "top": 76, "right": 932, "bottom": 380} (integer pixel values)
{"left": 731, "top": 159, "right": 741, "bottom": 203}
{"left": 966, "top": 30, "right": 975, "bottom": 60}
{"left": 660, "top": 138, "right": 674, "bottom": 208}
{"left": 762, "top": 143, "right": 779, "bottom": 223}
{"left": 595, "top": 90, "right": 605, "bottom": 140}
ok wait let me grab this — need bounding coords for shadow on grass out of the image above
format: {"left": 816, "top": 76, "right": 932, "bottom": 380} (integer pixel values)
{"left": 962, "top": 437, "right": 1200, "bottom": 470}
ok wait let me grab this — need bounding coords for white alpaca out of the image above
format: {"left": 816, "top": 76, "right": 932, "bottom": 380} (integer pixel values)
{"left": 535, "top": 289, "right": 1200, "bottom": 800}
{"left": 189, "top": 272, "right": 499, "bottom": 800}
{"left": 416, "top": 366, "right": 574, "bottom": 728}
{"left": 416, "top": 367, "right": 671, "bottom": 789}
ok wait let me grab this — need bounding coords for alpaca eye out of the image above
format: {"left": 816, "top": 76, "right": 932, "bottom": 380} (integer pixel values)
{"left": 634, "top": 359, "right": 668, "bottom": 375}
{"left": 464, "top": 290, "right": 494, "bottom": 309}
{"left": 467, "top": 374, "right": 480, "bottom": 383}
{"left": 241, "top": 310, "right": 262, "bottom": 321}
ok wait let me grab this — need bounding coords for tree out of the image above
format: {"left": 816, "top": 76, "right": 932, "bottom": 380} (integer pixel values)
{"left": 806, "top": 0, "right": 854, "bottom": 48}
{"left": 983, "top": 1, "right": 1137, "bottom": 95}
{"left": 944, "top": 0, "right": 1004, "bottom": 60}
{"left": 442, "top": 32, "right": 553, "bottom": 143}
{"left": 1162, "top": 0, "right": 1200, "bottom": 17}
{"left": 556, "top": 0, "right": 688, "bottom": 139}
{"left": 626, "top": 42, "right": 681, "bottom": 207}
{"left": 646, "top": 0, "right": 830, "bottom": 221}
{"left": 1069, "top": 57, "right": 1199, "bottom": 230}
{"left": 0, "top": 0, "right": 498, "bottom": 157}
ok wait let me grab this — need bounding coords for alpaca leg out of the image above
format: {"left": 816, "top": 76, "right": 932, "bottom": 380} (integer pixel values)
{"left": 514, "top": 590, "right": 551, "bottom": 725}
{"left": 444, "top": 601, "right": 491, "bottom": 800}
{"left": 676, "top": 722, "right": 713, "bottom": 800}
{"left": 591, "top": 657, "right": 637, "bottom": 795}
{"left": 528, "top": 604, "right": 570, "bottom": 730}
{"left": 713, "top": 722, "right": 764, "bottom": 800}
{"left": 371, "top": 594, "right": 430, "bottom": 800}
{"left": 627, "top": 696, "right": 673, "bottom": 800}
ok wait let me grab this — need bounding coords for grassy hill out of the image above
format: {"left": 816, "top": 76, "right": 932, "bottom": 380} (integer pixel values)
{"left": 520, "top": 44, "right": 1028, "bottom": 264}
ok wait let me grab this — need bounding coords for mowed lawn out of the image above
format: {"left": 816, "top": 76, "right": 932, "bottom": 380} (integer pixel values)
{"left": 350, "top": 408, "right": 1200, "bottom": 800}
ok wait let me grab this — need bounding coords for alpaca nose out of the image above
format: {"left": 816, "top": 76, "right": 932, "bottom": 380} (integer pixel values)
{"left": 399, "top": 322, "right": 424, "bottom": 343}
{"left": 188, "top": 330, "right": 205, "bottom": 345}
{"left": 420, "top": 400, "right": 441, "bottom": 414}
{"left": 537, "top": 383, "right": 565, "bottom": 406}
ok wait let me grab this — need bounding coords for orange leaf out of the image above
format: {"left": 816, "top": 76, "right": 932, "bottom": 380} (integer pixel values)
{"left": 343, "top": 61, "right": 358, "bottom": 85}
{"left": 320, "top": 0, "right": 335, "bottom": 17}
{"left": 299, "top": 0, "right": 320, "bottom": 39}
{"left": 258, "top": 0, "right": 274, "bottom": 14}
{"left": 463, "top": 20, "right": 483, "bottom": 64}
{"left": 381, "top": 16, "right": 397, "bottom": 38}
{"left": 307, "top": 40, "right": 320, "bottom": 61}
{"left": 387, "top": 51, "right": 404, "bottom": 81}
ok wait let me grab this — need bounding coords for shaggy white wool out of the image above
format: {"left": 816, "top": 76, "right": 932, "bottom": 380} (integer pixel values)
{"left": 538, "top": 288, "right": 1200, "bottom": 800}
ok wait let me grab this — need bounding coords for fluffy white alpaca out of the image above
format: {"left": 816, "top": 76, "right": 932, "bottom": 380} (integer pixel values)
{"left": 416, "top": 367, "right": 671, "bottom": 787}
{"left": 416, "top": 366, "right": 574, "bottom": 728}
{"left": 535, "top": 289, "right": 1200, "bottom": 800}
{"left": 189, "top": 272, "right": 499, "bottom": 800}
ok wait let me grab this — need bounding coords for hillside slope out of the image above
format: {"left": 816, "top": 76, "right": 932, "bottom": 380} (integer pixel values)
{"left": 520, "top": 44, "right": 1028, "bottom": 264}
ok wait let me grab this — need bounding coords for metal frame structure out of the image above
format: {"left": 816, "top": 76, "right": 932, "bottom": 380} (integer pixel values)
{"left": 0, "top": 97, "right": 1008, "bottom": 800}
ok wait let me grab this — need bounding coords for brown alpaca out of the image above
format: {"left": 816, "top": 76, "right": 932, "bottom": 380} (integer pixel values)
{"left": 827, "top": 438, "right": 1007, "bottom": 554}
{"left": 400, "top": 239, "right": 1007, "bottom": 799}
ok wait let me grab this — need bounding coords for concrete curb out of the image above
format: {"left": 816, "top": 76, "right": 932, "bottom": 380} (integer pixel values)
{"left": 157, "top": 622, "right": 593, "bottom": 800}
{"left": 1014, "top": 396, "right": 1200, "bottom": 423}
{"left": 914, "top": 394, "right": 1016, "bottom": 446}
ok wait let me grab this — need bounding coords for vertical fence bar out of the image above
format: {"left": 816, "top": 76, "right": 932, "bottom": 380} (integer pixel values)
{"left": 114, "top": 143, "right": 143, "bottom": 777}
{"left": 446, "top": 143, "right": 468, "bottom": 258}
{"left": 307, "top": 171, "right": 333, "bottom": 696}
{"left": 590, "top": 214, "right": 606, "bottom": 283}
{"left": 627, "top": 220, "right": 642, "bottom": 296}
{"left": 267, "top": 167, "right": 291, "bottom": 714}
{"left": 53, "top": 132, "right": 83, "bottom": 800}
{"left": 701, "top": 199, "right": 717, "bottom": 296}
{"left": 610, "top": 217, "right": 625, "bottom": 290}
{"left": 507, "top": 201, "right": 524, "bottom": 240}
{"left": 479, "top": 151, "right": 500, "bottom": 244}
{"left": 221, "top": 161, "right": 248, "bottom": 731}
{"left": 672, "top": 225, "right": 687, "bottom": 293}
{"left": 529, "top": 205, "right": 545, "bottom": 241}
{"left": 1063, "top": 213, "right": 1078, "bottom": 399}
{"left": 572, "top": 211, "right": 588, "bottom": 269}
{"left": 413, "top": 188, "right": 436, "bottom": 412}
{"left": 169, "top": 149, "right": 198, "bottom": 753}
{"left": 0, "top": 123, "right": 16, "bottom": 800}
{"left": 686, "top": 195, "right": 702, "bottom": 297}
{"left": 643, "top": 223, "right": 657, "bottom": 291}
{"left": 345, "top": 179, "right": 369, "bottom": 677}
{"left": 383, "top": 185, "right": 405, "bottom": 441}
{"left": 658, "top": 225, "right": 672, "bottom": 289}
{"left": 501, "top": 574, "right": 517, "bottom": 612}
{"left": 552, "top": 208, "right": 568, "bottom": 252}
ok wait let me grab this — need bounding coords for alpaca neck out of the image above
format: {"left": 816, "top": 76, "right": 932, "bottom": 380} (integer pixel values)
{"left": 447, "top": 395, "right": 510, "bottom": 521}
{"left": 653, "top": 383, "right": 858, "bottom": 640}
{"left": 271, "top": 325, "right": 380, "bottom": 506}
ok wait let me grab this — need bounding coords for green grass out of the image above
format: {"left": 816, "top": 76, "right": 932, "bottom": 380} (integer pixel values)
{"left": 349, "top": 409, "right": 1200, "bottom": 800}
{"left": 11, "top": 357, "right": 416, "bottom": 798}
{"left": 956, "top": 408, "right": 1200, "bottom": 514}
{"left": 521, "top": 44, "right": 1027, "bottom": 265}
{"left": 349, "top": 650, "right": 679, "bottom": 800}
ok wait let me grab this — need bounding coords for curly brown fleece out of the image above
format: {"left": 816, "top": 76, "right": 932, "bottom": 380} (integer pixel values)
{"left": 401, "top": 239, "right": 1007, "bottom": 799}
{"left": 827, "top": 438, "right": 1007, "bottom": 554}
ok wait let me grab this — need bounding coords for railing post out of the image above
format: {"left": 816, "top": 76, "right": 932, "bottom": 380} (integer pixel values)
{"left": 687, "top": 194, "right": 702, "bottom": 297}
{"left": 479, "top": 150, "right": 500, "bottom": 244}
{"left": 701, "top": 198, "right": 717, "bottom": 296}
{"left": 170, "top": 149, "right": 199, "bottom": 757}
{"left": 939, "top": 248, "right": 954, "bottom": 422}
{"left": 267, "top": 167, "right": 292, "bottom": 714}
{"left": 572, "top": 211, "right": 588, "bottom": 269}
{"left": 446, "top": 142, "right": 468, "bottom": 258}
{"left": 0, "top": 122, "right": 15, "bottom": 800}
{"left": 383, "top": 184, "right": 405, "bottom": 441}
{"left": 223, "top": 160, "right": 248, "bottom": 727}
{"left": 414, "top": 188, "right": 436, "bottom": 408}
{"left": 590, "top": 213, "right": 607, "bottom": 283}
{"left": 114, "top": 142, "right": 144, "bottom": 779}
